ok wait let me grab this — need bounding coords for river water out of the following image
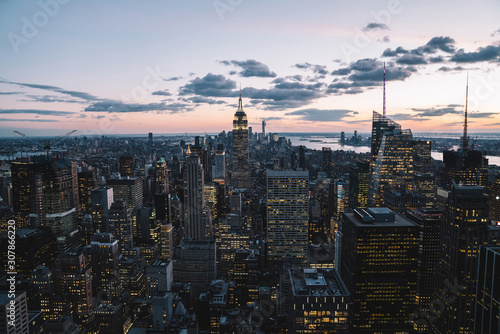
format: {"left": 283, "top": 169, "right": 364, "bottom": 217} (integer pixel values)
{"left": 288, "top": 136, "right": 500, "bottom": 166}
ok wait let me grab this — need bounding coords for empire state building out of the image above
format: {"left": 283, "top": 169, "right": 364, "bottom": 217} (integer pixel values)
{"left": 232, "top": 93, "right": 250, "bottom": 189}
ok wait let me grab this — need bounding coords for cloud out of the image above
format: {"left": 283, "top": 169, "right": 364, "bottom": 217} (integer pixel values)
{"left": 179, "top": 73, "right": 237, "bottom": 97}
{"left": 152, "top": 90, "right": 171, "bottom": 96}
{"left": 294, "top": 63, "right": 328, "bottom": 75}
{"left": 20, "top": 94, "right": 88, "bottom": 104}
{"left": 0, "top": 92, "right": 21, "bottom": 95}
{"left": 285, "top": 108, "right": 358, "bottom": 122}
{"left": 382, "top": 47, "right": 409, "bottom": 57}
{"left": 219, "top": 59, "right": 277, "bottom": 77}
{"left": 0, "top": 118, "right": 60, "bottom": 122}
{"left": 467, "top": 112, "right": 497, "bottom": 118}
{"left": 0, "top": 109, "right": 77, "bottom": 116}
{"left": 181, "top": 96, "right": 226, "bottom": 105}
{"left": 419, "top": 36, "right": 456, "bottom": 54}
{"left": 438, "top": 66, "right": 465, "bottom": 72}
{"left": 396, "top": 54, "right": 427, "bottom": 65}
{"left": 411, "top": 106, "right": 463, "bottom": 117}
{"left": 0, "top": 79, "right": 99, "bottom": 101}
{"left": 84, "top": 101, "right": 194, "bottom": 113}
{"left": 164, "top": 76, "right": 183, "bottom": 81}
{"left": 362, "top": 22, "right": 388, "bottom": 32}
{"left": 379, "top": 36, "right": 390, "bottom": 43}
{"left": 491, "top": 29, "right": 500, "bottom": 37}
{"left": 450, "top": 45, "right": 500, "bottom": 63}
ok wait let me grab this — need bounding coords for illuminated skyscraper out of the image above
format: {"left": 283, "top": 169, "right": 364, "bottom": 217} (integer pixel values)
{"left": 108, "top": 199, "right": 134, "bottom": 254}
{"left": 107, "top": 176, "right": 143, "bottom": 212}
{"left": 119, "top": 155, "right": 134, "bottom": 177}
{"left": 267, "top": 169, "right": 309, "bottom": 269}
{"left": 369, "top": 111, "right": 401, "bottom": 170}
{"left": 341, "top": 207, "right": 419, "bottom": 333}
{"left": 436, "top": 184, "right": 489, "bottom": 333}
{"left": 368, "top": 116, "right": 415, "bottom": 207}
{"left": 153, "top": 157, "right": 169, "bottom": 194}
{"left": 90, "top": 233, "right": 123, "bottom": 301}
{"left": 232, "top": 94, "right": 250, "bottom": 189}
{"left": 212, "top": 144, "right": 226, "bottom": 181}
{"left": 348, "top": 160, "right": 370, "bottom": 209}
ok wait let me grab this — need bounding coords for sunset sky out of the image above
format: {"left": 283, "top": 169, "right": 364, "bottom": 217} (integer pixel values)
{"left": 1, "top": 0, "right": 500, "bottom": 137}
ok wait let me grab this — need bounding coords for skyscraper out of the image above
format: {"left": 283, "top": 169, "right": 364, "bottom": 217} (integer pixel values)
{"left": 368, "top": 114, "right": 415, "bottom": 207}
{"left": 119, "top": 155, "right": 134, "bottom": 177}
{"left": 436, "top": 184, "right": 489, "bottom": 333}
{"left": 341, "top": 207, "right": 419, "bottom": 333}
{"left": 153, "top": 157, "right": 169, "bottom": 194}
{"left": 90, "top": 233, "right": 123, "bottom": 301}
{"left": 184, "top": 154, "right": 211, "bottom": 240}
{"left": 212, "top": 144, "right": 226, "bottom": 181}
{"left": 266, "top": 169, "right": 309, "bottom": 269}
{"left": 348, "top": 160, "right": 370, "bottom": 209}
{"left": 474, "top": 245, "right": 500, "bottom": 333}
{"left": 108, "top": 199, "right": 134, "bottom": 254}
{"left": 232, "top": 94, "right": 250, "bottom": 189}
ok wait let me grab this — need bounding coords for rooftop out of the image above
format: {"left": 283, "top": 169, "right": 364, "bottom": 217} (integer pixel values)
{"left": 289, "top": 268, "right": 349, "bottom": 298}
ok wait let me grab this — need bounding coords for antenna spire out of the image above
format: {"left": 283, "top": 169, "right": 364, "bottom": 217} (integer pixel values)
{"left": 383, "top": 62, "right": 386, "bottom": 117}
{"left": 237, "top": 85, "right": 243, "bottom": 111}
{"left": 462, "top": 74, "right": 469, "bottom": 151}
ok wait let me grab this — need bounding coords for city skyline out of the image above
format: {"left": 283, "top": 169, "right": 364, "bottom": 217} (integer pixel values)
{"left": 1, "top": 0, "right": 500, "bottom": 136}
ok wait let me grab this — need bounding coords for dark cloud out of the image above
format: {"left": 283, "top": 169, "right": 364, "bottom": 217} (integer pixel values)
{"left": 84, "top": 101, "right": 194, "bottom": 113}
{"left": 152, "top": 90, "right": 171, "bottom": 96}
{"left": 438, "top": 66, "right": 465, "bottom": 72}
{"left": 419, "top": 36, "right": 456, "bottom": 54}
{"left": 0, "top": 92, "right": 21, "bottom": 95}
{"left": 20, "top": 95, "right": 87, "bottom": 104}
{"left": 331, "top": 68, "right": 351, "bottom": 76}
{"left": 379, "top": 36, "right": 390, "bottom": 43}
{"left": 429, "top": 56, "right": 444, "bottom": 63}
{"left": 0, "top": 79, "right": 99, "bottom": 101}
{"left": 396, "top": 54, "right": 427, "bottom": 65}
{"left": 362, "top": 22, "right": 389, "bottom": 32}
{"left": 219, "top": 59, "right": 277, "bottom": 77}
{"left": 294, "top": 63, "right": 328, "bottom": 75}
{"left": 491, "top": 29, "right": 500, "bottom": 37}
{"left": 350, "top": 58, "right": 379, "bottom": 72}
{"left": 164, "top": 76, "right": 183, "bottom": 81}
{"left": 181, "top": 96, "right": 226, "bottom": 105}
{"left": 450, "top": 45, "right": 500, "bottom": 63}
{"left": 467, "top": 112, "right": 497, "bottom": 118}
{"left": 0, "top": 118, "right": 60, "bottom": 122}
{"left": 382, "top": 47, "right": 409, "bottom": 57}
{"left": 285, "top": 108, "right": 358, "bottom": 122}
{"left": 262, "top": 117, "right": 283, "bottom": 121}
{"left": 0, "top": 109, "right": 77, "bottom": 116}
{"left": 388, "top": 113, "right": 426, "bottom": 121}
{"left": 179, "top": 73, "right": 237, "bottom": 97}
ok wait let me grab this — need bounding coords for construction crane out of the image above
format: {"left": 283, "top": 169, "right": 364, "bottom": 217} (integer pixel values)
{"left": 44, "top": 130, "right": 77, "bottom": 155}
{"left": 470, "top": 136, "right": 479, "bottom": 150}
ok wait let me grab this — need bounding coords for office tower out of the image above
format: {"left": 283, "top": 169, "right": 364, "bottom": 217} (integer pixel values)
{"left": 184, "top": 154, "right": 211, "bottom": 240}
{"left": 90, "top": 233, "right": 123, "bottom": 301}
{"left": 218, "top": 213, "right": 250, "bottom": 276}
{"left": 81, "top": 213, "right": 93, "bottom": 245}
{"left": 340, "top": 131, "right": 345, "bottom": 144}
{"left": 368, "top": 116, "right": 415, "bottom": 207}
{"left": 442, "top": 79, "right": 488, "bottom": 190}
{"left": 53, "top": 252, "right": 94, "bottom": 326}
{"left": 173, "top": 239, "right": 217, "bottom": 296}
{"left": 90, "top": 186, "right": 113, "bottom": 232}
{"left": 232, "top": 94, "right": 250, "bottom": 189}
{"left": 436, "top": 184, "right": 489, "bottom": 333}
{"left": 298, "top": 145, "right": 306, "bottom": 169}
{"left": 119, "top": 155, "right": 134, "bottom": 177}
{"left": 0, "top": 228, "right": 57, "bottom": 276}
{"left": 136, "top": 206, "right": 152, "bottom": 240}
{"left": 106, "top": 176, "right": 143, "bottom": 211}
{"left": 335, "top": 231, "right": 342, "bottom": 273}
{"left": 146, "top": 260, "right": 173, "bottom": 297}
{"left": 159, "top": 223, "right": 174, "bottom": 259}
{"left": 474, "top": 246, "right": 500, "bottom": 333}
{"left": 78, "top": 169, "right": 97, "bottom": 212}
{"left": 369, "top": 111, "right": 401, "bottom": 170}
{"left": 487, "top": 175, "right": 500, "bottom": 223}
{"left": 414, "top": 173, "right": 436, "bottom": 207}
{"left": 333, "top": 178, "right": 349, "bottom": 221}
{"left": 11, "top": 156, "right": 78, "bottom": 237}
{"left": 348, "top": 160, "right": 370, "bottom": 209}
{"left": 407, "top": 208, "right": 443, "bottom": 332}
{"left": 108, "top": 200, "right": 133, "bottom": 254}
{"left": 262, "top": 119, "right": 266, "bottom": 138}
{"left": 231, "top": 249, "right": 260, "bottom": 307}
{"left": 341, "top": 208, "right": 419, "bottom": 333}
{"left": 43, "top": 316, "right": 79, "bottom": 334}
{"left": 383, "top": 189, "right": 427, "bottom": 215}
{"left": 148, "top": 132, "right": 153, "bottom": 146}
{"left": 0, "top": 292, "right": 29, "bottom": 334}
{"left": 322, "top": 147, "right": 332, "bottom": 173}
{"left": 267, "top": 169, "right": 309, "bottom": 269}
{"left": 30, "top": 265, "right": 52, "bottom": 295}
{"left": 284, "top": 268, "right": 350, "bottom": 333}
{"left": 204, "top": 183, "right": 218, "bottom": 221}
{"left": 212, "top": 144, "right": 226, "bottom": 181}
{"left": 94, "top": 302, "right": 126, "bottom": 334}
{"left": 153, "top": 157, "right": 169, "bottom": 194}
{"left": 208, "top": 280, "right": 229, "bottom": 333}
{"left": 118, "top": 253, "right": 146, "bottom": 297}
{"left": 413, "top": 140, "right": 432, "bottom": 173}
